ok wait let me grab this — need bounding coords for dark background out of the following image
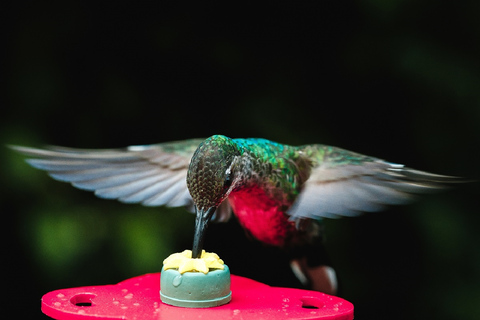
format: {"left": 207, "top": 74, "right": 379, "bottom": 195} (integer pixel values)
{"left": 2, "top": 2, "right": 480, "bottom": 319}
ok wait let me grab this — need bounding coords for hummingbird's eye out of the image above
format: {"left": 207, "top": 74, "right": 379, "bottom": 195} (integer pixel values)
{"left": 223, "top": 171, "right": 233, "bottom": 189}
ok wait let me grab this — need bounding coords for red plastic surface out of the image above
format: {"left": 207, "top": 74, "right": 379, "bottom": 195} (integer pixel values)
{"left": 42, "top": 273, "right": 353, "bottom": 320}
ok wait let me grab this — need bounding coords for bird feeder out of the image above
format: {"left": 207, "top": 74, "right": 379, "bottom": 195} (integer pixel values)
{"left": 41, "top": 273, "right": 354, "bottom": 320}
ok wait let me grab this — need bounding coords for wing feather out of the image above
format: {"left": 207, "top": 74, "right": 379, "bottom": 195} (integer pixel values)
{"left": 140, "top": 172, "right": 187, "bottom": 206}
{"left": 288, "top": 145, "right": 460, "bottom": 220}
{"left": 11, "top": 142, "right": 202, "bottom": 210}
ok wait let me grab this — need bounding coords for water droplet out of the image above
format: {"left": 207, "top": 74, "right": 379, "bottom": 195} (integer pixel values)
{"left": 121, "top": 306, "right": 128, "bottom": 310}
{"left": 172, "top": 275, "right": 182, "bottom": 287}
{"left": 78, "top": 310, "right": 86, "bottom": 314}
{"left": 56, "top": 293, "right": 65, "bottom": 299}
{"left": 133, "top": 302, "right": 140, "bottom": 307}
{"left": 54, "top": 302, "right": 62, "bottom": 307}
{"left": 113, "top": 300, "right": 120, "bottom": 305}
{"left": 124, "top": 293, "right": 133, "bottom": 299}
{"left": 121, "top": 289, "right": 128, "bottom": 294}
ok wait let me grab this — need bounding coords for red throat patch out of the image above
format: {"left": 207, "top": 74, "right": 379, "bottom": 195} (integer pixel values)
{"left": 228, "top": 186, "right": 296, "bottom": 247}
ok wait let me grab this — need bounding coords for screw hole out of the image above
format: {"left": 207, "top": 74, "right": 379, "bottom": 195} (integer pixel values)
{"left": 70, "top": 293, "right": 96, "bottom": 307}
{"left": 301, "top": 297, "right": 324, "bottom": 309}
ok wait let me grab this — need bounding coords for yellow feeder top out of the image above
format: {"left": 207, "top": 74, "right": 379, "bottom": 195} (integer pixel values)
{"left": 163, "top": 250, "right": 225, "bottom": 274}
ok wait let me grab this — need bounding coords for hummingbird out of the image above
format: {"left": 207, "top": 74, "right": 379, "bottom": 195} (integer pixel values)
{"left": 11, "top": 135, "right": 459, "bottom": 294}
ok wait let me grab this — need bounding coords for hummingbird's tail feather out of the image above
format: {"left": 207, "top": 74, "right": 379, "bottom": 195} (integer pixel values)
{"left": 290, "top": 259, "right": 338, "bottom": 295}
{"left": 287, "top": 219, "right": 338, "bottom": 294}
{"left": 288, "top": 239, "right": 338, "bottom": 295}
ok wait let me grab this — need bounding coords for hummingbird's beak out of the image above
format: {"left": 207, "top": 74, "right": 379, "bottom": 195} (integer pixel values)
{"left": 192, "top": 206, "right": 216, "bottom": 258}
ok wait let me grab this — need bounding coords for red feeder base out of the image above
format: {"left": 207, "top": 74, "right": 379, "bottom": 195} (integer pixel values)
{"left": 41, "top": 273, "right": 353, "bottom": 320}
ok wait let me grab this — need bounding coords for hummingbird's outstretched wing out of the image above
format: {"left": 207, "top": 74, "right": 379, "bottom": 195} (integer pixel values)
{"left": 288, "top": 144, "right": 461, "bottom": 220}
{"left": 11, "top": 140, "right": 231, "bottom": 222}
{"left": 13, "top": 140, "right": 213, "bottom": 211}
{"left": 11, "top": 140, "right": 203, "bottom": 210}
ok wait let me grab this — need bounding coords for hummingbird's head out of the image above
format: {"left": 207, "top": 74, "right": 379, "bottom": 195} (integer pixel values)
{"left": 187, "top": 135, "right": 241, "bottom": 257}
{"left": 187, "top": 135, "right": 240, "bottom": 211}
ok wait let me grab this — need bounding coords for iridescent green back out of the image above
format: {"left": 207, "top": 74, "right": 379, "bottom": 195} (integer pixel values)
{"left": 232, "top": 138, "right": 306, "bottom": 204}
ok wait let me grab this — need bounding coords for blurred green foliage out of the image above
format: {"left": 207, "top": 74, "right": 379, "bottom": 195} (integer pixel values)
{"left": 2, "top": 1, "right": 479, "bottom": 320}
